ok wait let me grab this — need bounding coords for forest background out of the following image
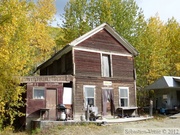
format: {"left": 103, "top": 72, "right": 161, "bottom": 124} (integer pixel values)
{"left": 0, "top": 0, "right": 180, "bottom": 130}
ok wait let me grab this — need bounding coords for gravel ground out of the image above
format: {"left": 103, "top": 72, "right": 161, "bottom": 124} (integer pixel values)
{"left": 3, "top": 116, "right": 180, "bottom": 135}
{"left": 36, "top": 116, "right": 180, "bottom": 135}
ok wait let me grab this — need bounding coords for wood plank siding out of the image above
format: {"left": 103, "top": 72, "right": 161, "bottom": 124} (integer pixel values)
{"left": 74, "top": 50, "right": 101, "bottom": 77}
{"left": 37, "top": 28, "right": 136, "bottom": 118}
{"left": 73, "top": 29, "right": 136, "bottom": 116}
{"left": 74, "top": 51, "right": 134, "bottom": 79}
{"left": 74, "top": 77, "right": 136, "bottom": 116}
{"left": 26, "top": 84, "right": 46, "bottom": 117}
{"left": 77, "top": 29, "right": 131, "bottom": 54}
{"left": 26, "top": 83, "right": 63, "bottom": 117}
{"left": 112, "top": 55, "right": 134, "bottom": 78}
{"left": 22, "top": 23, "right": 138, "bottom": 130}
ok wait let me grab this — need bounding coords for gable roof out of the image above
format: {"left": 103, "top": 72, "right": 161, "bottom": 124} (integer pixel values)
{"left": 37, "top": 23, "right": 138, "bottom": 70}
{"left": 145, "top": 76, "right": 180, "bottom": 90}
{"left": 69, "top": 23, "right": 138, "bottom": 56}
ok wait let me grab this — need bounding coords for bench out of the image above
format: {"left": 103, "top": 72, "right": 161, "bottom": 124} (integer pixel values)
{"left": 116, "top": 107, "right": 138, "bottom": 118}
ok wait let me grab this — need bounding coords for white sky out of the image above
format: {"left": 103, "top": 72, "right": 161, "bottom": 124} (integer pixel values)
{"left": 52, "top": 0, "right": 180, "bottom": 26}
{"left": 136, "top": 0, "right": 180, "bottom": 22}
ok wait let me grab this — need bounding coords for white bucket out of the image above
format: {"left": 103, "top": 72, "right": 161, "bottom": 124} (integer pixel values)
{"left": 60, "top": 112, "right": 66, "bottom": 120}
{"left": 80, "top": 115, "right": 86, "bottom": 121}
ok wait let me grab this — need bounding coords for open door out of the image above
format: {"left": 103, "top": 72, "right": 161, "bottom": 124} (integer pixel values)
{"left": 63, "top": 87, "right": 73, "bottom": 119}
{"left": 102, "top": 89, "right": 114, "bottom": 116}
{"left": 46, "top": 89, "right": 57, "bottom": 120}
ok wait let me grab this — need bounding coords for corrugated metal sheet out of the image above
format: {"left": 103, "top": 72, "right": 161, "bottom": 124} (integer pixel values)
{"left": 173, "top": 77, "right": 180, "bottom": 82}
{"left": 145, "top": 76, "right": 180, "bottom": 90}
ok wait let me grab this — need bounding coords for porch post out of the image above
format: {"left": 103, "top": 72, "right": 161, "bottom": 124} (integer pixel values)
{"left": 149, "top": 99, "right": 153, "bottom": 116}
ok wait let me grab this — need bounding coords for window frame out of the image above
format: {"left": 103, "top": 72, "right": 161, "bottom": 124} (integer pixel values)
{"left": 101, "top": 53, "right": 113, "bottom": 77}
{"left": 33, "top": 87, "right": 45, "bottom": 99}
{"left": 83, "top": 85, "right": 96, "bottom": 107}
{"left": 119, "top": 87, "right": 129, "bottom": 107}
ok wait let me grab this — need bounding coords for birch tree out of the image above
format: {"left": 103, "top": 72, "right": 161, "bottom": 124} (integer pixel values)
{"left": 166, "top": 18, "right": 180, "bottom": 76}
{"left": 136, "top": 16, "right": 170, "bottom": 87}
{"left": 0, "top": 0, "right": 56, "bottom": 129}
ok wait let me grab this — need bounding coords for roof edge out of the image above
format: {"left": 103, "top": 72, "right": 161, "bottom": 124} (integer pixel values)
{"left": 69, "top": 23, "right": 138, "bottom": 56}
{"left": 37, "top": 45, "right": 72, "bottom": 70}
{"left": 36, "top": 23, "right": 139, "bottom": 72}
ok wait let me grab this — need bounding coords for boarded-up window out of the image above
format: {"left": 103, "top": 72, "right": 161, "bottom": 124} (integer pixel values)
{"left": 119, "top": 87, "right": 129, "bottom": 107}
{"left": 102, "top": 54, "right": 111, "bottom": 77}
{"left": 84, "top": 85, "right": 95, "bottom": 107}
{"left": 33, "top": 87, "right": 45, "bottom": 99}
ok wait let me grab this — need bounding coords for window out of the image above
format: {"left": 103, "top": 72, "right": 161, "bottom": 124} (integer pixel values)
{"left": 33, "top": 87, "right": 45, "bottom": 99}
{"left": 84, "top": 85, "right": 95, "bottom": 107}
{"left": 119, "top": 87, "right": 129, "bottom": 107}
{"left": 102, "top": 54, "right": 111, "bottom": 77}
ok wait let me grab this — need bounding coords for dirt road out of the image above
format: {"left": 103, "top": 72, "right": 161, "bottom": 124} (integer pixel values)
{"left": 36, "top": 116, "right": 180, "bottom": 135}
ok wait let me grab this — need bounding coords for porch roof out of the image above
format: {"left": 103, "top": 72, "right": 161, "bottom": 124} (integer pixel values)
{"left": 145, "top": 76, "right": 180, "bottom": 90}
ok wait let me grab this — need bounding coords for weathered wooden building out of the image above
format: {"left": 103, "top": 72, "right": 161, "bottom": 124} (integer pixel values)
{"left": 21, "top": 23, "right": 138, "bottom": 130}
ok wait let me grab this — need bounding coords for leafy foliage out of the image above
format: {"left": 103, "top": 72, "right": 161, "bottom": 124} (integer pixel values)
{"left": 166, "top": 18, "right": 180, "bottom": 76}
{"left": 136, "top": 16, "right": 180, "bottom": 87}
{"left": 136, "top": 16, "right": 169, "bottom": 86}
{"left": 59, "top": 0, "right": 180, "bottom": 108}
{"left": 0, "top": 0, "right": 56, "bottom": 129}
{"left": 58, "top": 0, "right": 145, "bottom": 48}
{"left": 136, "top": 16, "right": 180, "bottom": 106}
{"left": 1, "top": 0, "right": 180, "bottom": 128}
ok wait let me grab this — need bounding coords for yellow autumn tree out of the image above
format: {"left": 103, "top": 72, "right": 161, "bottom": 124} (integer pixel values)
{"left": 166, "top": 18, "right": 180, "bottom": 76}
{"left": 0, "top": 0, "right": 55, "bottom": 129}
{"left": 146, "top": 16, "right": 170, "bottom": 84}
{"left": 135, "top": 16, "right": 171, "bottom": 107}
{"left": 136, "top": 16, "right": 170, "bottom": 86}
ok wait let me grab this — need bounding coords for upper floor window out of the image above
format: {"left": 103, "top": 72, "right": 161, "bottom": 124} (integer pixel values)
{"left": 33, "top": 87, "right": 45, "bottom": 99}
{"left": 102, "top": 54, "right": 112, "bottom": 77}
{"left": 83, "top": 85, "right": 95, "bottom": 107}
{"left": 119, "top": 87, "right": 129, "bottom": 107}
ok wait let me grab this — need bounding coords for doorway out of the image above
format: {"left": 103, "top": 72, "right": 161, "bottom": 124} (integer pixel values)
{"left": 46, "top": 89, "right": 57, "bottom": 120}
{"left": 177, "top": 91, "right": 180, "bottom": 106}
{"left": 102, "top": 88, "right": 114, "bottom": 116}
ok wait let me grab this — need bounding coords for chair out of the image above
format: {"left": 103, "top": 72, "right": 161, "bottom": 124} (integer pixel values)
{"left": 89, "top": 107, "right": 102, "bottom": 121}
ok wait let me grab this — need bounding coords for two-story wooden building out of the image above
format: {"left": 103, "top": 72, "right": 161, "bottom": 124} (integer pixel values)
{"left": 21, "top": 23, "right": 138, "bottom": 130}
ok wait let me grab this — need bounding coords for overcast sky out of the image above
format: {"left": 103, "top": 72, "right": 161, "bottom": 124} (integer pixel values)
{"left": 52, "top": 0, "right": 180, "bottom": 26}
{"left": 136, "top": 0, "right": 180, "bottom": 22}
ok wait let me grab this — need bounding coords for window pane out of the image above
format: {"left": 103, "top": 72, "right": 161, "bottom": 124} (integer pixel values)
{"left": 119, "top": 87, "right": 129, "bottom": 107}
{"left": 34, "top": 88, "right": 45, "bottom": 99}
{"left": 102, "top": 55, "right": 111, "bottom": 77}
{"left": 85, "top": 87, "right": 94, "bottom": 97}
{"left": 120, "top": 89, "right": 128, "bottom": 97}
{"left": 121, "top": 99, "right": 128, "bottom": 107}
{"left": 84, "top": 86, "right": 95, "bottom": 106}
{"left": 87, "top": 98, "right": 94, "bottom": 106}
